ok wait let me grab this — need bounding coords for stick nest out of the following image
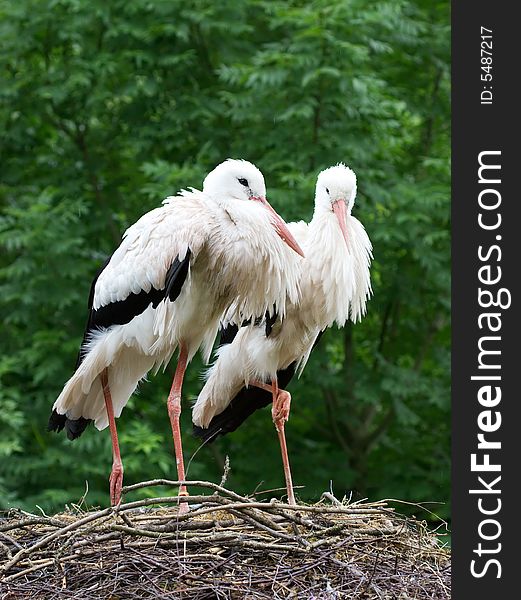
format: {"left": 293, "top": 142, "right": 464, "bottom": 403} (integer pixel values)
{"left": 1, "top": 479, "right": 450, "bottom": 599}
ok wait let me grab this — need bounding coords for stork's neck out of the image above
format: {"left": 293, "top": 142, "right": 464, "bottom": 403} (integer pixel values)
{"left": 203, "top": 195, "right": 302, "bottom": 324}
{"left": 299, "top": 206, "right": 366, "bottom": 329}
{"left": 308, "top": 206, "right": 347, "bottom": 250}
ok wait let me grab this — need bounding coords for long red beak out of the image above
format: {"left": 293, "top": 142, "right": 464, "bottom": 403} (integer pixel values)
{"left": 254, "top": 197, "right": 305, "bottom": 258}
{"left": 332, "top": 199, "right": 349, "bottom": 247}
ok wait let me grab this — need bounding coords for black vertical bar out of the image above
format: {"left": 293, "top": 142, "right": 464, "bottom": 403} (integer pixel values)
{"left": 452, "top": 2, "right": 517, "bottom": 597}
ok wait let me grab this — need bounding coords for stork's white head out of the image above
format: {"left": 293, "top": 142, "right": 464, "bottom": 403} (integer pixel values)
{"left": 203, "top": 159, "right": 266, "bottom": 203}
{"left": 315, "top": 163, "right": 357, "bottom": 247}
{"left": 315, "top": 163, "right": 357, "bottom": 212}
{"left": 203, "top": 159, "right": 304, "bottom": 257}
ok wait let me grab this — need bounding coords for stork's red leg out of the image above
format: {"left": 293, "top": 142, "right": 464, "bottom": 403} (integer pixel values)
{"left": 251, "top": 379, "right": 296, "bottom": 505}
{"left": 167, "top": 342, "right": 190, "bottom": 514}
{"left": 271, "top": 380, "right": 296, "bottom": 506}
{"left": 101, "top": 368, "right": 124, "bottom": 507}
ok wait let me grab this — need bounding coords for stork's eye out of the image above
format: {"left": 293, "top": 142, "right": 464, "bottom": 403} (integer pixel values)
{"left": 325, "top": 187, "right": 330, "bottom": 194}
{"left": 238, "top": 178, "right": 249, "bottom": 187}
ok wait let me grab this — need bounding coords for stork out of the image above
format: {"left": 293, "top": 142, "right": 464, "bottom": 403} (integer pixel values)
{"left": 192, "top": 163, "right": 372, "bottom": 505}
{"left": 48, "top": 159, "right": 304, "bottom": 510}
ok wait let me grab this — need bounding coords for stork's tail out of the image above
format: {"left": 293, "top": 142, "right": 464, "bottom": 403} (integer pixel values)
{"left": 49, "top": 329, "right": 155, "bottom": 439}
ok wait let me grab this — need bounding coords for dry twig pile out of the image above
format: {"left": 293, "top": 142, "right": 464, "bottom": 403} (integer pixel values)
{"left": 1, "top": 480, "right": 450, "bottom": 599}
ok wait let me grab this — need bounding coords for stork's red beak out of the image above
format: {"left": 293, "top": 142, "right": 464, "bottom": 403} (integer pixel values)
{"left": 332, "top": 199, "right": 349, "bottom": 247}
{"left": 254, "top": 197, "right": 305, "bottom": 258}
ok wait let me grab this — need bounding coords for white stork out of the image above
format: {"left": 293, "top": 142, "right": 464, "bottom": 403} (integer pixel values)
{"left": 192, "top": 163, "right": 372, "bottom": 505}
{"left": 48, "top": 159, "right": 304, "bottom": 509}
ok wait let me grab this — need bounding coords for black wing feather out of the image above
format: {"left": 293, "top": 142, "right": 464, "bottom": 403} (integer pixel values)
{"left": 76, "top": 249, "right": 192, "bottom": 367}
{"left": 192, "top": 362, "right": 297, "bottom": 443}
{"left": 49, "top": 250, "right": 192, "bottom": 440}
{"left": 47, "top": 409, "right": 91, "bottom": 440}
{"left": 264, "top": 306, "right": 278, "bottom": 337}
{"left": 219, "top": 306, "right": 277, "bottom": 347}
{"left": 165, "top": 250, "right": 191, "bottom": 301}
{"left": 219, "top": 323, "right": 240, "bottom": 346}
{"left": 193, "top": 330, "right": 325, "bottom": 443}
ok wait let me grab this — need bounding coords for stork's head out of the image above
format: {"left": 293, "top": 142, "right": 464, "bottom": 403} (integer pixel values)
{"left": 203, "top": 159, "right": 266, "bottom": 204}
{"left": 315, "top": 163, "right": 357, "bottom": 246}
{"left": 203, "top": 159, "right": 304, "bottom": 257}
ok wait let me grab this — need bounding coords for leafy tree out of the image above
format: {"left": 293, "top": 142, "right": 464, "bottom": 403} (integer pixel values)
{"left": 0, "top": 0, "right": 449, "bottom": 521}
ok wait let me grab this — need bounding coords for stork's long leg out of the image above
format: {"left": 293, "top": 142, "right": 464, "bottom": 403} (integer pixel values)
{"left": 101, "top": 368, "right": 124, "bottom": 507}
{"left": 167, "top": 342, "right": 190, "bottom": 514}
{"left": 251, "top": 379, "right": 296, "bottom": 505}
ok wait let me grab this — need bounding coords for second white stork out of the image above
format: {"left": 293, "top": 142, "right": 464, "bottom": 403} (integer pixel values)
{"left": 192, "top": 163, "right": 372, "bottom": 504}
{"left": 48, "top": 159, "right": 304, "bottom": 509}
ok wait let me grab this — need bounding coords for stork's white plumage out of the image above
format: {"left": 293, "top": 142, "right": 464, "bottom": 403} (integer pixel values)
{"left": 192, "top": 163, "right": 373, "bottom": 504}
{"left": 49, "top": 159, "right": 304, "bottom": 508}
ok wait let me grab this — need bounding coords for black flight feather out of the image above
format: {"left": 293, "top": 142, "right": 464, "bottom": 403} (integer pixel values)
{"left": 192, "top": 362, "right": 297, "bottom": 443}
{"left": 193, "top": 330, "right": 325, "bottom": 443}
{"left": 218, "top": 305, "right": 278, "bottom": 347}
{"left": 165, "top": 249, "right": 191, "bottom": 301}
{"left": 48, "top": 250, "right": 192, "bottom": 440}
{"left": 219, "top": 323, "right": 240, "bottom": 346}
{"left": 47, "top": 409, "right": 91, "bottom": 441}
{"left": 75, "top": 249, "right": 192, "bottom": 367}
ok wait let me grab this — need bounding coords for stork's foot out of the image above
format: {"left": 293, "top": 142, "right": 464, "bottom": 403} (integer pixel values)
{"left": 178, "top": 488, "right": 190, "bottom": 515}
{"left": 272, "top": 390, "right": 292, "bottom": 430}
{"left": 178, "top": 501, "right": 190, "bottom": 515}
{"left": 109, "top": 460, "right": 124, "bottom": 507}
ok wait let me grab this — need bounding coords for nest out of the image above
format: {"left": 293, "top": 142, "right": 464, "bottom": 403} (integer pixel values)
{"left": 0, "top": 480, "right": 450, "bottom": 599}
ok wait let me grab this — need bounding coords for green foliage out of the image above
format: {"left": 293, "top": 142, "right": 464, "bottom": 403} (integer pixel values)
{"left": 0, "top": 0, "right": 450, "bottom": 522}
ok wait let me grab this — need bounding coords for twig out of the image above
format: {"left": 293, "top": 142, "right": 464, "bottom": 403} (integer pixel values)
{"left": 218, "top": 455, "right": 231, "bottom": 489}
{"left": 321, "top": 491, "right": 343, "bottom": 507}
{"left": 121, "top": 479, "right": 252, "bottom": 503}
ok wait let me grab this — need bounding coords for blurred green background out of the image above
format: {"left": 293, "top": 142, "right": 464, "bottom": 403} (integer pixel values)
{"left": 0, "top": 0, "right": 450, "bottom": 523}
